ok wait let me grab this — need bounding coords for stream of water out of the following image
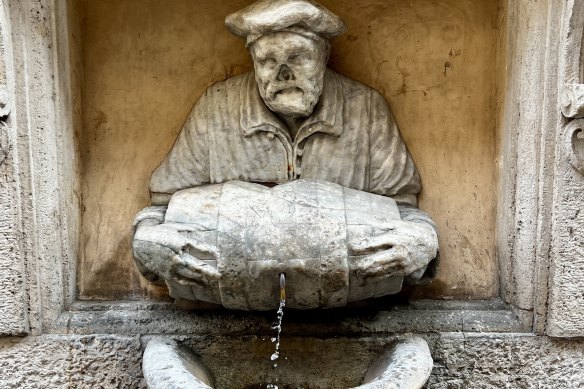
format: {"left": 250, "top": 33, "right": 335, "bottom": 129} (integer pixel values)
{"left": 266, "top": 273, "right": 287, "bottom": 389}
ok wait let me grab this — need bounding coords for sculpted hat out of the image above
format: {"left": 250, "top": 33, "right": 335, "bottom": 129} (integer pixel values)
{"left": 225, "top": 0, "right": 346, "bottom": 46}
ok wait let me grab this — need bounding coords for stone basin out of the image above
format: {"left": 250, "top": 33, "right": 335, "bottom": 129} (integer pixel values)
{"left": 142, "top": 335, "right": 433, "bottom": 389}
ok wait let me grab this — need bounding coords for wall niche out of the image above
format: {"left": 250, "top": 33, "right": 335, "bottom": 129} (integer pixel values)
{"left": 72, "top": 0, "right": 507, "bottom": 302}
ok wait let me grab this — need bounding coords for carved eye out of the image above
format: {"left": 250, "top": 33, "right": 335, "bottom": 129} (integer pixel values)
{"left": 288, "top": 54, "right": 299, "bottom": 62}
{"left": 259, "top": 58, "right": 276, "bottom": 67}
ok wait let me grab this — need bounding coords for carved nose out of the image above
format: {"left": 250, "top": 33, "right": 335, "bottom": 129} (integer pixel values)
{"left": 276, "top": 65, "right": 295, "bottom": 81}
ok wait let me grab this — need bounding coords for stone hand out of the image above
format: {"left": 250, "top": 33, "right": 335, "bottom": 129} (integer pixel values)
{"left": 348, "top": 220, "right": 438, "bottom": 280}
{"left": 132, "top": 206, "right": 167, "bottom": 230}
{"left": 133, "top": 223, "right": 220, "bottom": 288}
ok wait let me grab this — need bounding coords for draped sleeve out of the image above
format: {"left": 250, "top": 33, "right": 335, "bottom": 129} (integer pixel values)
{"left": 368, "top": 89, "right": 421, "bottom": 206}
{"left": 149, "top": 90, "right": 211, "bottom": 205}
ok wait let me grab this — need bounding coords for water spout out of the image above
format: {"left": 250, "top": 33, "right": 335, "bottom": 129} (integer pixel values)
{"left": 279, "top": 272, "right": 286, "bottom": 301}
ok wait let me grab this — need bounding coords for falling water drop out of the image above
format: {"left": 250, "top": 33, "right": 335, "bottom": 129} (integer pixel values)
{"left": 267, "top": 273, "right": 286, "bottom": 389}
{"left": 270, "top": 275, "right": 286, "bottom": 363}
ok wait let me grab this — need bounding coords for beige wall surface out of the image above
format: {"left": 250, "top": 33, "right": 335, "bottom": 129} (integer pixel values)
{"left": 76, "top": 0, "right": 504, "bottom": 300}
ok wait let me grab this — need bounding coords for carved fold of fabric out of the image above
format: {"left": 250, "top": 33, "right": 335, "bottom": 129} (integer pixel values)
{"left": 149, "top": 69, "right": 421, "bottom": 205}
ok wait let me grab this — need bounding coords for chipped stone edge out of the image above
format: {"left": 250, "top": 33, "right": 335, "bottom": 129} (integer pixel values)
{"left": 47, "top": 299, "right": 528, "bottom": 336}
{"left": 564, "top": 118, "right": 584, "bottom": 174}
{"left": 143, "top": 337, "right": 214, "bottom": 389}
{"left": 0, "top": 0, "right": 28, "bottom": 337}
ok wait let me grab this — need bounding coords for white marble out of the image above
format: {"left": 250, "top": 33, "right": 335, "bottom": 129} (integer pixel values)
{"left": 132, "top": 0, "right": 439, "bottom": 311}
{"left": 134, "top": 179, "right": 436, "bottom": 310}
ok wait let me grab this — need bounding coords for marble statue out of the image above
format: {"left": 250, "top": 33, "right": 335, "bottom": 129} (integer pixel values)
{"left": 132, "top": 0, "right": 439, "bottom": 311}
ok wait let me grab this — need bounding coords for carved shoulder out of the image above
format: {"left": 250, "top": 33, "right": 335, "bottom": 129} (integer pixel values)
{"left": 203, "top": 71, "right": 253, "bottom": 102}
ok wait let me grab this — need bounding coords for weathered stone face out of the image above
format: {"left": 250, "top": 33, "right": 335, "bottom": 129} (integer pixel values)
{"left": 250, "top": 32, "right": 328, "bottom": 118}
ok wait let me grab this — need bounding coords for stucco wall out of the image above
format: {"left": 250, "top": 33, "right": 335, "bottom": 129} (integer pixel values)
{"left": 75, "top": 0, "right": 505, "bottom": 301}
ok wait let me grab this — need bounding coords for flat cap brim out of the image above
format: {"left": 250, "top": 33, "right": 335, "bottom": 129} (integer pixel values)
{"left": 225, "top": 0, "right": 346, "bottom": 39}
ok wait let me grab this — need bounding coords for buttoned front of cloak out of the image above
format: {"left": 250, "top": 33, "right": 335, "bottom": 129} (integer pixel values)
{"left": 150, "top": 69, "right": 421, "bottom": 206}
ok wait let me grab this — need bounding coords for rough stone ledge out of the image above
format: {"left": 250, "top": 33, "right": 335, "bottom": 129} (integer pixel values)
{"left": 50, "top": 299, "right": 527, "bottom": 336}
{"left": 428, "top": 332, "right": 584, "bottom": 388}
{"left": 0, "top": 334, "right": 145, "bottom": 388}
{"left": 1, "top": 333, "right": 581, "bottom": 388}
{"left": 68, "top": 298, "right": 511, "bottom": 312}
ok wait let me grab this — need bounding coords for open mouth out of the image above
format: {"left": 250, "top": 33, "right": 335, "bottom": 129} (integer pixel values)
{"left": 274, "top": 87, "right": 303, "bottom": 96}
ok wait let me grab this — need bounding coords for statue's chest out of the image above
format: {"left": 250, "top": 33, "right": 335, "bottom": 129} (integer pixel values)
{"left": 207, "top": 126, "right": 370, "bottom": 190}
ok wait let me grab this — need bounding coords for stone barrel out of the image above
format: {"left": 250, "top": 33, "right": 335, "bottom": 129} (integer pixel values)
{"left": 164, "top": 179, "right": 402, "bottom": 310}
